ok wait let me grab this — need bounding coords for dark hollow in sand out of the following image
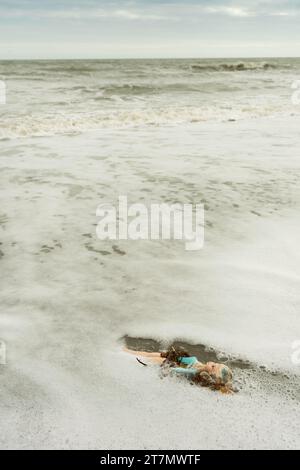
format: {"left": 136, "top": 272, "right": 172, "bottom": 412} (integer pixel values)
{"left": 123, "top": 335, "right": 252, "bottom": 370}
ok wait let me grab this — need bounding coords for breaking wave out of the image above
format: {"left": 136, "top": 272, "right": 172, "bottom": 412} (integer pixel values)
{"left": 191, "top": 61, "right": 289, "bottom": 72}
{"left": 0, "top": 104, "right": 289, "bottom": 140}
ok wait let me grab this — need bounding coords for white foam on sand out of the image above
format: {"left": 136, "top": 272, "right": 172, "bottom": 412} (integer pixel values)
{"left": 125, "top": 212, "right": 300, "bottom": 373}
{"left": 0, "top": 116, "right": 300, "bottom": 449}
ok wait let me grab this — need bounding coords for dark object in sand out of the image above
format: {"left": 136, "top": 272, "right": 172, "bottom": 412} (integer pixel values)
{"left": 161, "top": 346, "right": 190, "bottom": 364}
{"left": 136, "top": 357, "right": 148, "bottom": 367}
{"left": 123, "top": 335, "right": 252, "bottom": 371}
{"left": 123, "top": 336, "right": 300, "bottom": 399}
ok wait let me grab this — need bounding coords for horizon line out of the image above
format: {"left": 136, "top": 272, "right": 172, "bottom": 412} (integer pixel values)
{"left": 1, "top": 55, "right": 300, "bottom": 61}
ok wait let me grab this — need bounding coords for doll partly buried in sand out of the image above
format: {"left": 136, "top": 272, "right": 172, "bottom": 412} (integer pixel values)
{"left": 124, "top": 345, "right": 235, "bottom": 394}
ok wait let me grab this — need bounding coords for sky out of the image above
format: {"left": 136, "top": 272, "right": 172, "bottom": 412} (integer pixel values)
{"left": 0, "top": 0, "right": 300, "bottom": 59}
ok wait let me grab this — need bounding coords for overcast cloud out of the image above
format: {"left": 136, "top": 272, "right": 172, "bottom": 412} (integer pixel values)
{"left": 0, "top": 1, "right": 299, "bottom": 58}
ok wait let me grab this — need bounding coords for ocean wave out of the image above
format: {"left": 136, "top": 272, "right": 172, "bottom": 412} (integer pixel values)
{"left": 42, "top": 65, "right": 103, "bottom": 74}
{"left": 101, "top": 84, "right": 157, "bottom": 96}
{"left": 0, "top": 105, "right": 290, "bottom": 140}
{"left": 80, "top": 82, "right": 241, "bottom": 98}
{"left": 0, "top": 108, "right": 206, "bottom": 139}
{"left": 191, "top": 61, "right": 288, "bottom": 72}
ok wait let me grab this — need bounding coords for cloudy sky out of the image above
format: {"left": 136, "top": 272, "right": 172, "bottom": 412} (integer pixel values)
{"left": 0, "top": 0, "right": 300, "bottom": 59}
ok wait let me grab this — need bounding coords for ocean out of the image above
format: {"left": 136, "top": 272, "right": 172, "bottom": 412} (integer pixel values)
{"left": 1, "top": 58, "right": 300, "bottom": 138}
{"left": 0, "top": 58, "right": 300, "bottom": 449}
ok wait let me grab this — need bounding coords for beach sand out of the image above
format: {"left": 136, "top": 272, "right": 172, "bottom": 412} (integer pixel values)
{"left": 1, "top": 113, "right": 300, "bottom": 449}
